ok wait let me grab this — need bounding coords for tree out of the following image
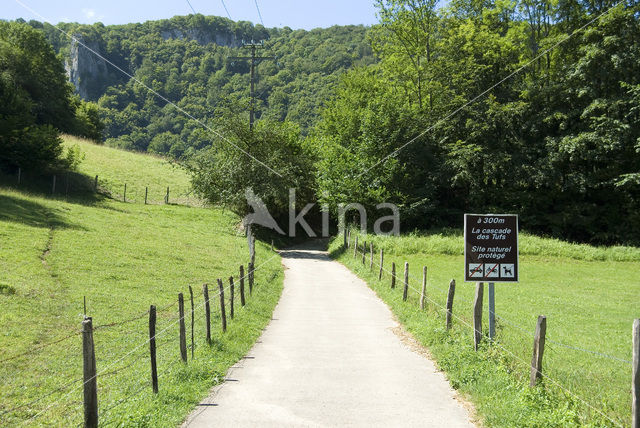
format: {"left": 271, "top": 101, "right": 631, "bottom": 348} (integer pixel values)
{"left": 187, "top": 115, "right": 315, "bottom": 220}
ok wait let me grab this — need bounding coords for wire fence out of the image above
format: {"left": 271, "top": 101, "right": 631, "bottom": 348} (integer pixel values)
{"left": 1, "top": 166, "right": 203, "bottom": 207}
{"left": 0, "top": 247, "right": 281, "bottom": 426}
{"left": 345, "top": 232, "right": 634, "bottom": 427}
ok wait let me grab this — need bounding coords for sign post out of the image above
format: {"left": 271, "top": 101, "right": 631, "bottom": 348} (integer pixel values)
{"left": 464, "top": 214, "right": 519, "bottom": 341}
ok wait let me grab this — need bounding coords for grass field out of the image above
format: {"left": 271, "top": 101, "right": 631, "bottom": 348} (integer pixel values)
{"left": 63, "top": 135, "right": 199, "bottom": 205}
{"left": 0, "top": 137, "right": 283, "bottom": 426}
{"left": 330, "top": 230, "right": 639, "bottom": 427}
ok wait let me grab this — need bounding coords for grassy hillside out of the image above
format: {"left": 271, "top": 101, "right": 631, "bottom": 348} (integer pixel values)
{"left": 330, "top": 230, "right": 639, "bottom": 427}
{"left": 63, "top": 135, "right": 199, "bottom": 205}
{"left": 0, "top": 137, "right": 283, "bottom": 426}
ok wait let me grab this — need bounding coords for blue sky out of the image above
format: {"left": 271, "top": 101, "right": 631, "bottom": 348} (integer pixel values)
{"left": 5, "top": 0, "right": 380, "bottom": 30}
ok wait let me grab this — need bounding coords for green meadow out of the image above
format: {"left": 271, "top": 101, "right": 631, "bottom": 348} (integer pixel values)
{"left": 330, "top": 230, "right": 639, "bottom": 427}
{"left": 0, "top": 137, "right": 283, "bottom": 426}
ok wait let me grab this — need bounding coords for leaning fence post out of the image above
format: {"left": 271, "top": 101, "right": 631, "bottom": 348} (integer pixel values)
{"left": 149, "top": 305, "right": 158, "bottom": 393}
{"left": 145, "top": 187, "right": 148, "bottom": 205}
{"left": 178, "top": 293, "right": 187, "bottom": 362}
{"left": 82, "top": 317, "right": 98, "bottom": 428}
{"left": 632, "top": 318, "right": 639, "bottom": 427}
{"left": 203, "top": 284, "right": 211, "bottom": 344}
{"left": 189, "top": 286, "right": 194, "bottom": 359}
{"left": 362, "top": 241, "right": 366, "bottom": 264}
{"left": 369, "top": 242, "right": 373, "bottom": 269}
{"left": 248, "top": 262, "right": 254, "bottom": 295}
{"left": 473, "top": 282, "right": 484, "bottom": 350}
{"left": 229, "top": 276, "right": 235, "bottom": 320}
{"left": 354, "top": 236, "right": 358, "bottom": 258}
{"left": 379, "top": 249, "right": 384, "bottom": 280}
{"left": 402, "top": 262, "right": 409, "bottom": 301}
{"left": 446, "top": 279, "right": 455, "bottom": 330}
{"left": 420, "top": 266, "right": 427, "bottom": 310}
{"left": 391, "top": 262, "right": 396, "bottom": 288}
{"left": 530, "top": 315, "right": 547, "bottom": 386}
{"left": 218, "top": 279, "right": 227, "bottom": 332}
{"left": 240, "top": 266, "right": 246, "bottom": 306}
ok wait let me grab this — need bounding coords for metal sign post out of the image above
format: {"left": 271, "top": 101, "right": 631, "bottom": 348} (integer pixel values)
{"left": 464, "top": 214, "right": 519, "bottom": 342}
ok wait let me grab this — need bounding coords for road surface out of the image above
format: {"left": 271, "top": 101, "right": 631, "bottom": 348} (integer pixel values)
{"left": 183, "top": 242, "right": 476, "bottom": 427}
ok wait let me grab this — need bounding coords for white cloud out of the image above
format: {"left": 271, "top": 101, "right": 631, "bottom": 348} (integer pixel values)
{"left": 82, "top": 8, "right": 96, "bottom": 19}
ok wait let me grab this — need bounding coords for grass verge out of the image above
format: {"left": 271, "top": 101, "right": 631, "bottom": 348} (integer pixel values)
{"left": 0, "top": 139, "right": 283, "bottom": 426}
{"left": 329, "top": 230, "right": 639, "bottom": 427}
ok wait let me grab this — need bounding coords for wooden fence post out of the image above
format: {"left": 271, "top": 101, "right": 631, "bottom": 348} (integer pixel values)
{"left": 52, "top": 175, "right": 56, "bottom": 195}
{"left": 632, "top": 318, "right": 639, "bottom": 427}
{"left": 189, "top": 286, "right": 194, "bottom": 359}
{"left": 347, "top": 230, "right": 351, "bottom": 248}
{"left": 149, "top": 305, "right": 158, "bottom": 394}
{"left": 229, "top": 277, "right": 235, "bottom": 320}
{"left": 82, "top": 317, "right": 98, "bottom": 428}
{"left": 145, "top": 187, "right": 148, "bottom": 205}
{"left": 402, "top": 262, "right": 409, "bottom": 302}
{"left": 218, "top": 279, "right": 227, "bottom": 332}
{"left": 94, "top": 175, "right": 98, "bottom": 192}
{"left": 17, "top": 167, "right": 21, "bottom": 185}
{"left": 391, "top": 262, "right": 396, "bottom": 288}
{"left": 446, "top": 279, "right": 455, "bottom": 330}
{"left": 354, "top": 236, "right": 358, "bottom": 258}
{"left": 178, "top": 293, "right": 187, "bottom": 362}
{"left": 473, "top": 282, "right": 484, "bottom": 350}
{"left": 165, "top": 186, "right": 169, "bottom": 204}
{"left": 530, "top": 315, "right": 547, "bottom": 386}
{"left": 343, "top": 227, "right": 347, "bottom": 248}
{"left": 240, "top": 266, "right": 246, "bottom": 306}
{"left": 123, "top": 184, "right": 127, "bottom": 202}
{"left": 203, "top": 284, "right": 211, "bottom": 345}
{"left": 369, "top": 242, "right": 373, "bottom": 269}
{"left": 248, "top": 262, "right": 254, "bottom": 295}
{"left": 65, "top": 174, "right": 69, "bottom": 198}
{"left": 379, "top": 249, "right": 384, "bottom": 280}
{"left": 420, "top": 266, "right": 427, "bottom": 310}
{"left": 362, "top": 241, "right": 366, "bottom": 264}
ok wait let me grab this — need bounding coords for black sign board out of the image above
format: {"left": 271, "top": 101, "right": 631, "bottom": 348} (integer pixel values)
{"left": 464, "top": 214, "right": 519, "bottom": 282}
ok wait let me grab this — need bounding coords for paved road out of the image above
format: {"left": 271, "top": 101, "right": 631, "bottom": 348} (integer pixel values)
{"left": 183, "top": 243, "right": 476, "bottom": 428}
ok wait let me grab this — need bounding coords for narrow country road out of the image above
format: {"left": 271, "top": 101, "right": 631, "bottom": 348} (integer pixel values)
{"left": 183, "top": 242, "right": 476, "bottom": 427}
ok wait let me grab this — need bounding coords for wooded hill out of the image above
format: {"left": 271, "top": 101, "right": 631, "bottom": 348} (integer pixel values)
{"left": 24, "top": 15, "right": 374, "bottom": 157}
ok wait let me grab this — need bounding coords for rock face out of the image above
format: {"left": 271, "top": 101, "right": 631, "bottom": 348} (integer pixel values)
{"left": 160, "top": 28, "right": 241, "bottom": 48}
{"left": 64, "top": 27, "right": 243, "bottom": 100}
{"left": 65, "top": 34, "right": 109, "bottom": 100}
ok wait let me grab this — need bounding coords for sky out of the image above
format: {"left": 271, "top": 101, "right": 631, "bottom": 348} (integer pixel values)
{"left": 4, "top": 0, "right": 380, "bottom": 30}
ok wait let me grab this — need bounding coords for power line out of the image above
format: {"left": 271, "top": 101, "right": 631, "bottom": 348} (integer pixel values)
{"left": 13, "top": 0, "right": 283, "bottom": 178}
{"left": 356, "top": 1, "right": 626, "bottom": 179}
{"left": 221, "top": 0, "right": 232, "bottom": 20}
{"left": 254, "top": 0, "right": 265, "bottom": 26}
{"left": 185, "top": 0, "right": 197, "bottom": 14}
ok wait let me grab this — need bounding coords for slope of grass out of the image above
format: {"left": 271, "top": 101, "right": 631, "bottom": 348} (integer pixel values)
{"left": 0, "top": 140, "right": 283, "bottom": 426}
{"left": 63, "top": 135, "right": 198, "bottom": 205}
{"left": 330, "top": 230, "right": 639, "bottom": 427}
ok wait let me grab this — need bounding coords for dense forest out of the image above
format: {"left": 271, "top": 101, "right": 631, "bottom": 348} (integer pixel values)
{"left": 27, "top": 16, "right": 375, "bottom": 158}
{"left": 2, "top": 0, "right": 639, "bottom": 244}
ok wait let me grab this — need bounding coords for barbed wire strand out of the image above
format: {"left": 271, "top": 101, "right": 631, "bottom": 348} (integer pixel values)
{"left": 352, "top": 242, "right": 625, "bottom": 427}
{"left": 17, "top": 251, "right": 280, "bottom": 425}
{"left": 361, "top": 240, "right": 633, "bottom": 365}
